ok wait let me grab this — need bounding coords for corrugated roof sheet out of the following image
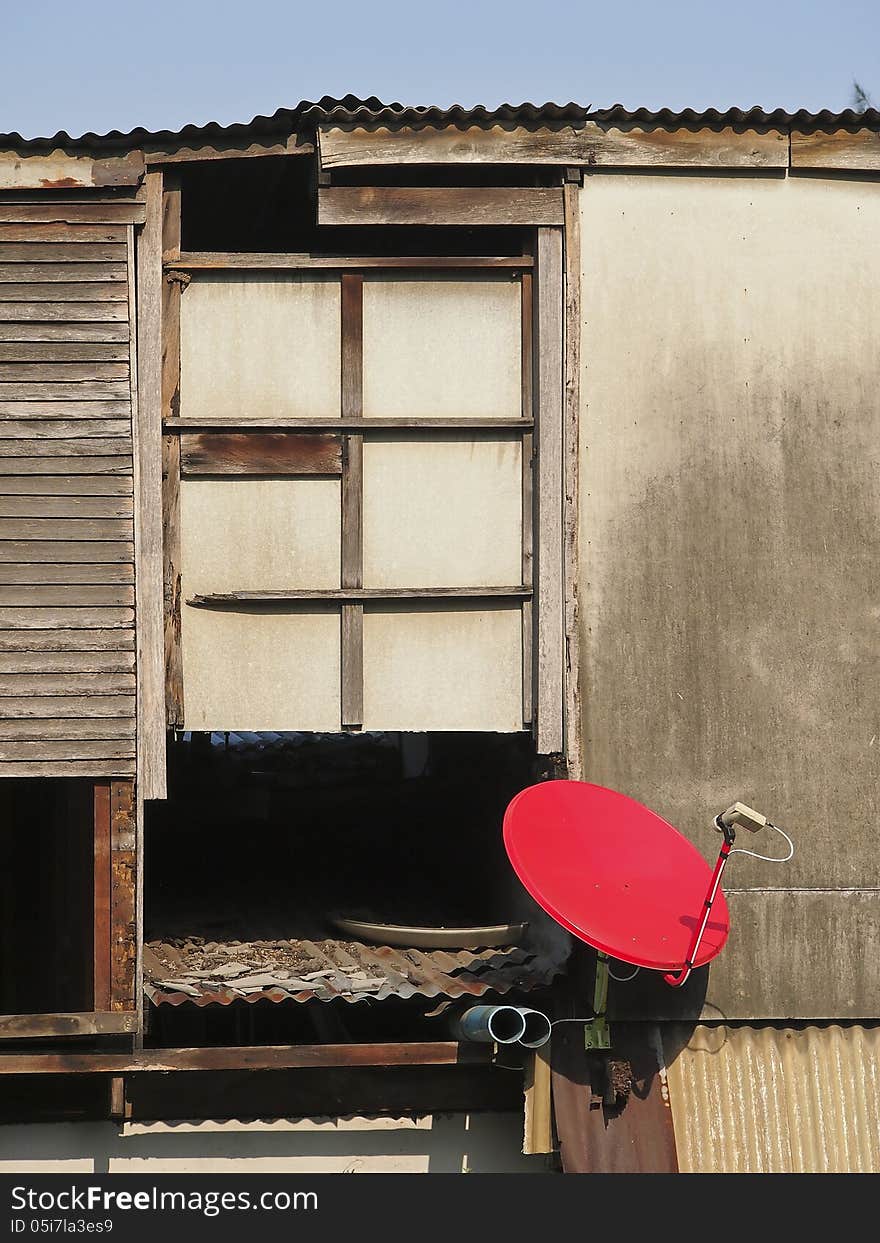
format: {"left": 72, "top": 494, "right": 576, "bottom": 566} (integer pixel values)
{"left": 3, "top": 99, "right": 878, "bottom": 152}
{"left": 144, "top": 936, "right": 567, "bottom": 1007}
{"left": 664, "top": 1023, "right": 880, "bottom": 1173}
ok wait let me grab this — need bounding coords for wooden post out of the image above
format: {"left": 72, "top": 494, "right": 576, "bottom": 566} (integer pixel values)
{"left": 563, "top": 183, "right": 584, "bottom": 779}
{"left": 521, "top": 267, "right": 535, "bottom": 727}
{"left": 135, "top": 171, "right": 168, "bottom": 796}
{"left": 534, "top": 228, "right": 564, "bottom": 756}
{"left": 161, "top": 171, "right": 184, "bottom": 729}
{"left": 340, "top": 273, "right": 364, "bottom": 729}
{"left": 109, "top": 780, "right": 136, "bottom": 1012}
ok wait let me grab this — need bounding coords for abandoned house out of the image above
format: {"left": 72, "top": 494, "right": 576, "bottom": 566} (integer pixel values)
{"left": 0, "top": 96, "right": 879, "bottom": 1173}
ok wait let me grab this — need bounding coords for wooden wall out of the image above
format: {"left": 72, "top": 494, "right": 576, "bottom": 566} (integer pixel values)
{"left": 0, "top": 194, "right": 144, "bottom": 778}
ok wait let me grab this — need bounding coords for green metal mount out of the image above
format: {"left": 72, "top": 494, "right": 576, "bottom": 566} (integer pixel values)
{"left": 584, "top": 950, "right": 612, "bottom": 1051}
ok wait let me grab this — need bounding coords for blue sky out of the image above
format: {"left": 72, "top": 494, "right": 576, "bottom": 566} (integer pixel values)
{"left": 2, "top": 0, "right": 878, "bottom": 138}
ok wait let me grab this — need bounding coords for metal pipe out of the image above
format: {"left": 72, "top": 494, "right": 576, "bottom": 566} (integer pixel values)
{"left": 513, "top": 1008, "right": 552, "bottom": 1048}
{"left": 453, "top": 1005, "right": 527, "bottom": 1044}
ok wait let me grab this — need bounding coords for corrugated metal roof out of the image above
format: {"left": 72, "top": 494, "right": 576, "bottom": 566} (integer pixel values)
{"left": 664, "top": 1023, "right": 880, "bottom": 1173}
{"left": 144, "top": 937, "right": 567, "bottom": 1007}
{"left": 3, "top": 99, "right": 878, "bottom": 152}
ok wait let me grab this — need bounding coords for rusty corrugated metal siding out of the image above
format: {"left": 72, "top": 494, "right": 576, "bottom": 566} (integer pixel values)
{"left": 664, "top": 1024, "right": 880, "bottom": 1173}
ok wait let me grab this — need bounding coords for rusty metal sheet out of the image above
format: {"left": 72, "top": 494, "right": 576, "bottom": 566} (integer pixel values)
{"left": 144, "top": 937, "right": 567, "bottom": 1008}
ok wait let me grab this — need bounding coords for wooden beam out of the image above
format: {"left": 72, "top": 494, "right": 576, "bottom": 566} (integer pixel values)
{"left": 523, "top": 1045, "right": 554, "bottom": 1155}
{"left": 535, "top": 228, "right": 564, "bottom": 756}
{"left": 160, "top": 170, "right": 184, "bottom": 738}
{"left": 110, "top": 779, "right": 136, "bottom": 1013}
{"left": 165, "top": 417, "right": 533, "bottom": 431}
{"left": 0, "top": 150, "right": 145, "bottom": 190}
{"left": 318, "top": 123, "right": 790, "bottom": 170}
{"left": 563, "top": 183, "right": 583, "bottom": 780}
{"left": 319, "top": 186, "right": 565, "bottom": 227}
{"left": 791, "top": 129, "right": 880, "bottom": 170}
{"left": 0, "top": 1012, "right": 139, "bottom": 1040}
{"left": 134, "top": 172, "right": 167, "bottom": 799}
{"left": 188, "top": 586, "right": 531, "bottom": 605}
{"left": 93, "top": 781, "right": 112, "bottom": 1012}
{"left": 165, "top": 253, "right": 533, "bottom": 270}
{"left": 521, "top": 267, "right": 534, "bottom": 728}
{"left": 0, "top": 1042, "right": 490, "bottom": 1075}
{"left": 340, "top": 273, "right": 364, "bottom": 730}
{"left": 180, "top": 431, "right": 343, "bottom": 477}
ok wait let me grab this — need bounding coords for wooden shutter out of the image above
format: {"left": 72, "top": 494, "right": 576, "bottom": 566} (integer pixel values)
{"left": 0, "top": 193, "right": 144, "bottom": 777}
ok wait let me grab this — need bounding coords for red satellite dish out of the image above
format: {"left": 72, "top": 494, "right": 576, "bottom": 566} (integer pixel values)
{"left": 503, "top": 781, "right": 730, "bottom": 975}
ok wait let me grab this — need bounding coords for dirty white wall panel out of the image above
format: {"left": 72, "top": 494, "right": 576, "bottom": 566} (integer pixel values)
{"left": 362, "top": 276, "right": 521, "bottom": 418}
{"left": 362, "top": 436, "right": 522, "bottom": 588}
{"left": 362, "top": 604, "right": 522, "bottom": 731}
{"left": 578, "top": 174, "right": 880, "bottom": 1015}
{"left": 180, "top": 478, "right": 340, "bottom": 592}
{"left": 0, "top": 1113, "right": 551, "bottom": 1174}
{"left": 181, "top": 609, "right": 340, "bottom": 731}
{"left": 180, "top": 273, "right": 340, "bottom": 420}
{"left": 665, "top": 1024, "right": 880, "bottom": 1172}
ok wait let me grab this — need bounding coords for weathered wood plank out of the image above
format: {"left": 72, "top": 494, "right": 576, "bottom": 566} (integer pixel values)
{"left": 144, "top": 136, "right": 312, "bottom": 165}
{"left": 563, "top": 182, "right": 583, "bottom": 777}
{"left": 0, "top": 738, "right": 135, "bottom": 759}
{"left": 0, "top": 563, "right": 133, "bottom": 584}
{"left": 0, "top": 342, "right": 128, "bottom": 362}
{"left": 0, "top": 399, "right": 130, "bottom": 417}
{"left": 0, "top": 150, "right": 145, "bottom": 191}
{"left": 341, "top": 272, "right": 364, "bottom": 730}
{"left": 0, "top": 263, "right": 127, "bottom": 283}
{"left": 0, "top": 606, "right": 133, "bottom": 628}
{"left": 190, "top": 586, "right": 531, "bottom": 603}
{"left": 162, "top": 434, "right": 183, "bottom": 729}
{"left": 0, "top": 322, "right": 129, "bottom": 342}
{"left": 0, "top": 420, "right": 130, "bottom": 440}
{"left": 0, "top": 695, "right": 135, "bottom": 718}
{"left": 0, "top": 758, "right": 135, "bottom": 776}
{"left": 165, "top": 416, "right": 533, "bottom": 431}
{"left": 0, "top": 673, "right": 134, "bottom": 698}
{"left": 0, "top": 583, "right": 134, "bottom": 605}
{"left": 0, "top": 474, "right": 133, "bottom": 496}
{"left": 0, "top": 517, "right": 132, "bottom": 540}
{"left": 0, "top": 362, "right": 128, "bottom": 380}
{"left": 0, "top": 717, "right": 134, "bottom": 738}
{"left": 0, "top": 541, "right": 133, "bottom": 563}
{"left": 319, "top": 186, "right": 565, "bottom": 227}
{"left": 0, "top": 303, "right": 128, "bottom": 322}
{"left": 110, "top": 778, "right": 136, "bottom": 1011}
{"left": 791, "top": 129, "right": 880, "bottom": 170}
{"left": 139, "top": 172, "right": 168, "bottom": 797}
{"left": 0, "top": 1012, "right": 138, "bottom": 1040}
{"left": 168, "top": 252, "right": 533, "bottom": 270}
{"left": 0, "top": 282, "right": 128, "bottom": 302}
{"left": 0, "top": 243, "right": 127, "bottom": 263}
{"left": 318, "top": 123, "right": 790, "bottom": 169}
{"left": 0, "top": 456, "right": 131, "bottom": 475}
{"left": 0, "top": 1042, "right": 487, "bottom": 1074}
{"left": 180, "top": 432, "right": 343, "bottom": 476}
{"left": 522, "top": 265, "right": 534, "bottom": 727}
{"left": 0, "top": 649, "right": 134, "bottom": 675}
{"left": 0, "top": 629, "right": 134, "bottom": 651}
{"left": 0, "top": 494, "right": 132, "bottom": 518}
{"left": 0, "top": 383, "right": 131, "bottom": 401}
{"left": 535, "top": 227, "right": 564, "bottom": 756}
{"left": 0, "top": 436, "right": 130, "bottom": 455}
{"left": 0, "top": 203, "right": 146, "bottom": 224}
{"left": 0, "top": 224, "right": 126, "bottom": 243}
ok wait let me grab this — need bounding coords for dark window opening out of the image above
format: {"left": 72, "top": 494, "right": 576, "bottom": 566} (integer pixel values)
{"left": 143, "top": 732, "right": 570, "bottom": 1048}
{"left": 0, "top": 779, "right": 95, "bottom": 1015}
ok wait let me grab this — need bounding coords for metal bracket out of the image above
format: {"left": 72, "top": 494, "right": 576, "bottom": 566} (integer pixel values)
{"left": 584, "top": 950, "right": 612, "bottom": 1051}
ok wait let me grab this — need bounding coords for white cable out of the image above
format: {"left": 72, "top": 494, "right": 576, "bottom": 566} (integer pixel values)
{"left": 607, "top": 962, "right": 640, "bottom": 982}
{"left": 729, "top": 820, "right": 794, "bottom": 864}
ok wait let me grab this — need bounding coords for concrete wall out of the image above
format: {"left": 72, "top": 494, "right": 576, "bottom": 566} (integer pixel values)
{"left": 578, "top": 172, "right": 880, "bottom": 1018}
{"left": 0, "top": 1113, "right": 554, "bottom": 1175}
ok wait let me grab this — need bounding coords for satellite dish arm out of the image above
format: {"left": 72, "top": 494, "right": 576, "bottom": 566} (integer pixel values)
{"left": 663, "top": 818, "right": 735, "bottom": 988}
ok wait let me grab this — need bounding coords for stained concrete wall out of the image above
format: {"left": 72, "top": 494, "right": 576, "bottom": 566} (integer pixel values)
{"left": 578, "top": 172, "right": 880, "bottom": 1018}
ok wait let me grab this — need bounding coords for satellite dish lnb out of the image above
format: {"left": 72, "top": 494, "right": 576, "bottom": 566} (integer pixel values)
{"left": 503, "top": 781, "right": 792, "bottom": 989}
